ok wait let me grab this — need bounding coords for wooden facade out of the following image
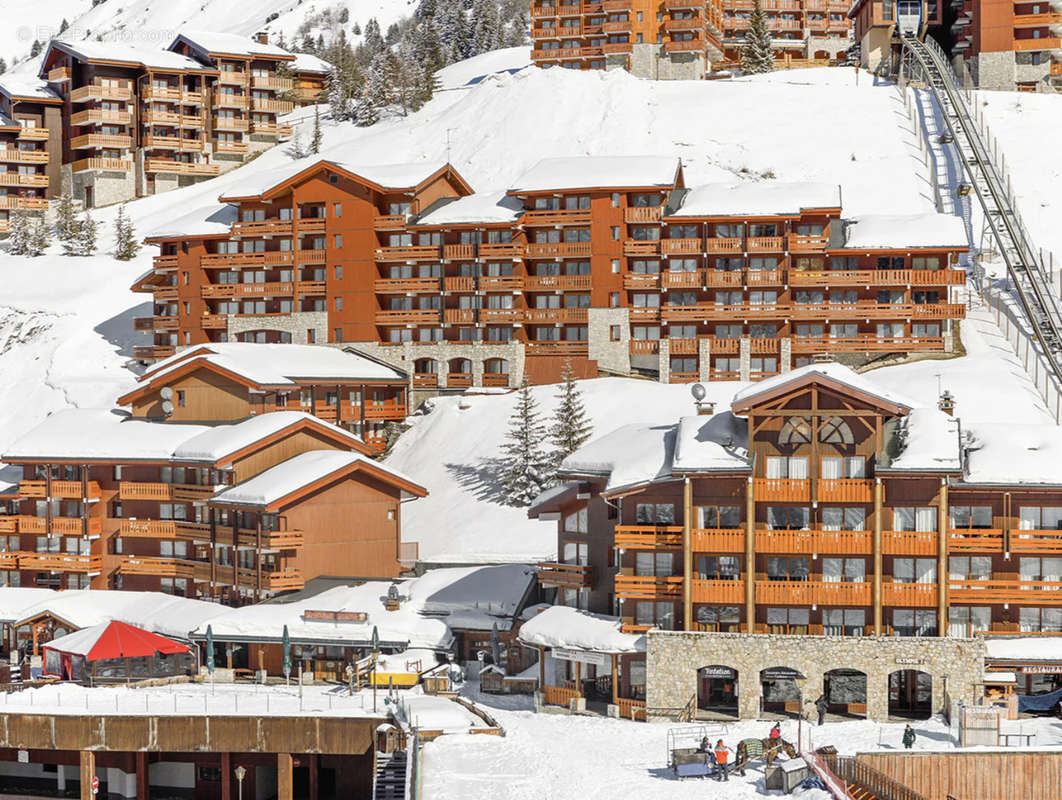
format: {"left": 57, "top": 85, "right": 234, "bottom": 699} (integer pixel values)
{"left": 0, "top": 85, "right": 63, "bottom": 222}
{"left": 134, "top": 157, "right": 967, "bottom": 387}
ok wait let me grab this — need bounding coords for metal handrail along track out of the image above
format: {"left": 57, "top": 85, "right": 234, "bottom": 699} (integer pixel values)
{"left": 899, "top": 34, "right": 1062, "bottom": 385}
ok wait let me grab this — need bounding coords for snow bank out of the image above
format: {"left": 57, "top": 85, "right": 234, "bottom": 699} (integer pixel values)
{"left": 518, "top": 606, "right": 645, "bottom": 653}
{"left": 434, "top": 47, "right": 531, "bottom": 90}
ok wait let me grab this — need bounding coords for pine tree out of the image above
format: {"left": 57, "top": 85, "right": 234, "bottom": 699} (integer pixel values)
{"left": 7, "top": 209, "right": 29, "bottom": 255}
{"left": 60, "top": 219, "right": 82, "bottom": 256}
{"left": 59, "top": 18, "right": 69, "bottom": 33}
{"left": 77, "top": 210, "right": 97, "bottom": 256}
{"left": 113, "top": 204, "right": 138, "bottom": 260}
{"left": 354, "top": 93, "right": 379, "bottom": 127}
{"left": 500, "top": 379, "right": 553, "bottom": 506}
{"left": 54, "top": 189, "right": 78, "bottom": 246}
{"left": 0, "top": 58, "right": 8, "bottom": 75}
{"left": 310, "top": 105, "right": 323, "bottom": 153}
{"left": 27, "top": 214, "right": 51, "bottom": 256}
{"left": 29, "top": 41, "right": 42, "bottom": 58}
{"left": 472, "top": 0, "right": 502, "bottom": 55}
{"left": 363, "top": 51, "right": 392, "bottom": 119}
{"left": 550, "top": 361, "right": 593, "bottom": 465}
{"left": 741, "top": 0, "right": 775, "bottom": 74}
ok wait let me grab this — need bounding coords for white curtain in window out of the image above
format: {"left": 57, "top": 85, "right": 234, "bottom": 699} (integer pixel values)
{"left": 1019, "top": 607, "right": 1039, "bottom": 632}
{"left": 821, "top": 508, "right": 842, "bottom": 531}
{"left": 766, "top": 457, "right": 786, "bottom": 479}
{"left": 788, "top": 457, "right": 809, "bottom": 479}
{"left": 635, "top": 552, "right": 653, "bottom": 576}
{"left": 846, "top": 457, "right": 866, "bottom": 478}
{"left": 1020, "top": 507, "right": 1040, "bottom": 530}
{"left": 893, "top": 507, "right": 915, "bottom": 532}
{"left": 821, "top": 457, "right": 843, "bottom": 480}
{"left": 915, "top": 507, "right": 937, "bottom": 532}
{"left": 916, "top": 558, "right": 936, "bottom": 584}
{"left": 822, "top": 558, "right": 843, "bottom": 582}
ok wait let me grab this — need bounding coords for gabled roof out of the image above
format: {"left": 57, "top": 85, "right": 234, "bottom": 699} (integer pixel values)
{"left": 120, "top": 343, "right": 405, "bottom": 405}
{"left": 41, "top": 39, "right": 216, "bottom": 74}
{"left": 44, "top": 620, "right": 189, "bottom": 661}
{"left": 172, "top": 411, "right": 370, "bottom": 463}
{"left": 217, "top": 158, "right": 473, "bottom": 202}
{"left": 291, "top": 52, "right": 333, "bottom": 74}
{"left": 509, "top": 156, "right": 682, "bottom": 194}
{"left": 730, "top": 362, "right": 915, "bottom": 416}
{"left": 412, "top": 191, "right": 524, "bottom": 227}
{"left": 169, "top": 30, "right": 294, "bottom": 61}
{"left": 209, "top": 449, "right": 426, "bottom": 510}
{"left": 0, "top": 74, "right": 62, "bottom": 104}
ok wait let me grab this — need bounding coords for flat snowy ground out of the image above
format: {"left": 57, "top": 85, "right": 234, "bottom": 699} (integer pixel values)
{"left": 420, "top": 687, "right": 1062, "bottom": 800}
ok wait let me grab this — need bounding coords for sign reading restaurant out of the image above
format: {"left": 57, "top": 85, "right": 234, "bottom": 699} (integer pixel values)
{"left": 553, "top": 647, "right": 609, "bottom": 668}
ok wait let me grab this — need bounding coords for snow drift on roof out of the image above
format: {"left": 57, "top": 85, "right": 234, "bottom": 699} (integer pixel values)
{"left": 0, "top": 588, "right": 61, "bottom": 623}
{"left": 0, "top": 74, "right": 60, "bottom": 101}
{"left": 53, "top": 39, "right": 211, "bottom": 71}
{"left": 888, "top": 408, "right": 962, "bottom": 472}
{"left": 672, "top": 413, "right": 749, "bottom": 472}
{"left": 13, "top": 590, "right": 225, "bottom": 639}
{"left": 509, "top": 156, "right": 680, "bottom": 193}
{"left": 415, "top": 192, "right": 523, "bottom": 226}
{"left": 172, "top": 411, "right": 362, "bottom": 462}
{"left": 732, "top": 362, "right": 915, "bottom": 410}
{"left": 292, "top": 52, "right": 333, "bottom": 74}
{"left": 211, "top": 449, "right": 422, "bottom": 506}
{"left": 142, "top": 342, "right": 404, "bottom": 385}
{"left": 964, "top": 423, "right": 1062, "bottom": 485}
{"left": 3, "top": 409, "right": 211, "bottom": 462}
{"left": 518, "top": 606, "right": 645, "bottom": 653}
{"left": 670, "top": 181, "right": 840, "bottom": 217}
{"left": 841, "top": 213, "right": 969, "bottom": 249}
{"left": 148, "top": 203, "right": 237, "bottom": 239}
{"left": 219, "top": 157, "right": 449, "bottom": 199}
{"left": 174, "top": 30, "right": 292, "bottom": 59}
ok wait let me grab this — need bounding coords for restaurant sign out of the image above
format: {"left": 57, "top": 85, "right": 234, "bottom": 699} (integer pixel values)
{"left": 553, "top": 647, "right": 609, "bottom": 668}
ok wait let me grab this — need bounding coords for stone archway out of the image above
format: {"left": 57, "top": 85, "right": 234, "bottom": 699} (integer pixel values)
{"left": 696, "top": 664, "right": 739, "bottom": 719}
{"left": 825, "top": 668, "right": 867, "bottom": 719}
{"left": 760, "top": 666, "right": 805, "bottom": 718}
{"left": 888, "top": 669, "right": 933, "bottom": 720}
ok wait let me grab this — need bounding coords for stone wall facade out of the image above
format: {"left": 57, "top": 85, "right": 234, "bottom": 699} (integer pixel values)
{"left": 629, "top": 44, "right": 708, "bottom": 80}
{"left": 645, "top": 631, "right": 984, "bottom": 722}
{"left": 226, "top": 311, "right": 330, "bottom": 344}
{"left": 588, "top": 307, "right": 631, "bottom": 376}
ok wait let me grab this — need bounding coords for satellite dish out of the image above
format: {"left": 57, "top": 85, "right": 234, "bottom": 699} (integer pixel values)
{"left": 161, "top": 400, "right": 175, "bottom": 415}
{"left": 160, "top": 387, "right": 174, "bottom": 400}
{"left": 690, "top": 383, "right": 707, "bottom": 402}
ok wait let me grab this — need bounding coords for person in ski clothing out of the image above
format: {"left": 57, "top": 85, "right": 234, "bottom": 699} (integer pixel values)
{"left": 769, "top": 722, "right": 782, "bottom": 741}
{"left": 714, "top": 739, "right": 732, "bottom": 781}
{"left": 902, "top": 724, "right": 916, "bottom": 749}
{"left": 699, "top": 735, "right": 710, "bottom": 753}
{"left": 815, "top": 693, "right": 828, "bottom": 726}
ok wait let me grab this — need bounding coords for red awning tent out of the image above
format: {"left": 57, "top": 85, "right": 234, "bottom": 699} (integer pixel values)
{"left": 43, "top": 620, "right": 192, "bottom": 682}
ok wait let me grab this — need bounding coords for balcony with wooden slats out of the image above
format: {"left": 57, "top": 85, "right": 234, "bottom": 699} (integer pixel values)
{"left": 614, "top": 525, "right": 683, "bottom": 549}
{"left": 374, "top": 309, "right": 442, "bottom": 325}
{"left": 119, "top": 481, "right": 173, "bottom": 501}
{"left": 537, "top": 562, "right": 593, "bottom": 588}
{"left": 146, "top": 159, "right": 220, "bottom": 176}
{"left": 524, "top": 274, "right": 591, "bottom": 291}
{"left": 789, "top": 269, "right": 965, "bottom": 287}
{"left": 19, "top": 552, "right": 103, "bottom": 573}
{"left": 947, "top": 529, "right": 1005, "bottom": 552}
{"left": 70, "top": 133, "right": 133, "bottom": 150}
{"left": 817, "top": 478, "right": 874, "bottom": 503}
{"left": 756, "top": 529, "right": 872, "bottom": 555}
{"left": 0, "top": 149, "right": 48, "bottom": 164}
{"left": 200, "top": 281, "right": 294, "bottom": 299}
{"left": 691, "top": 528, "right": 744, "bottom": 552}
{"left": 375, "top": 245, "right": 442, "bottom": 262}
{"left": 949, "top": 579, "right": 1062, "bottom": 603}
{"left": 881, "top": 530, "right": 937, "bottom": 555}
{"left": 119, "top": 519, "right": 177, "bottom": 538}
{"left": 251, "top": 76, "right": 294, "bottom": 90}
{"left": 373, "top": 277, "right": 441, "bottom": 293}
{"left": 201, "top": 251, "right": 294, "bottom": 268}
{"left": 756, "top": 580, "right": 871, "bottom": 605}
{"left": 881, "top": 581, "right": 937, "bottom": 607}
{"left": 70, "top": 83, "right": 132, "bottom": 103}
{"left": 213, "top": 116, "right": 250, "bottom": 130}
{"left": 523, "top": 208, "right": 592, "bottom": 226}
{"left": 614, "top": 574, "right": 684, "bottom": 600}
{"left": 753, "top": 477, "right": 810, "bottom": 502}
{"left": 251, "top": 98, "right": 295, "bottom": 114}
{"left": 691, "top": 578, "right": 743, "bottom": 603}
{"left": 70, "top": 158, "right": 133, "bottom": 174}
{"left": 119, "top": 555, "right": 198, "bottom": 579}
{"left": 0, "top": 196, "right": 48, "bottom": 211}
{"left": 525, "top": 241, "right": 592, "bottom": 258}
{"left": 19, "top": 480, "right": 101, "bottom": 500}
{"left": 523, "top": 308, "right": 588, "bottom": 324}
{"left": 0, "top": 172, "right": 49, "bottom": 187}
{"left": 1009, "top": 530, "right": 1062, "bottom": 552}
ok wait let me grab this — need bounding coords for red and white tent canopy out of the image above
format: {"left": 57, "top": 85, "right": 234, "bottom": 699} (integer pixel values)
{"left": 43, "top": 619, "right": 189, "bottom": 662}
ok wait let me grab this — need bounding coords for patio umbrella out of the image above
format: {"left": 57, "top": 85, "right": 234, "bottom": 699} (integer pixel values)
{"left": 205, "top": 625, "right": 215, "bottom": 675}
{"left": 282, "top": 624, "right": 292, "bottom": 680}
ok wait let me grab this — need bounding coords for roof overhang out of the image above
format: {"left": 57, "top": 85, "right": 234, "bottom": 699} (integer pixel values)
{"left": 731, "top": 373, "right": 911, "bottom": 417}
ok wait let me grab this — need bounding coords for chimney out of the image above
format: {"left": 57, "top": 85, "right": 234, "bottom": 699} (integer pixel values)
{"left": 696, "top": 400, "right": 715, "bottom": 416}
{"left": 938, "top": 390, "right": 956, "bottom": 416}
{"left": 254, "top": 31, "right": 269, "bottom": 44}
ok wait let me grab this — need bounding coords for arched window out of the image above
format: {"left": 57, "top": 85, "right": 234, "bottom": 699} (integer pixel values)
{"left": 778, "top": 416, "right": 812, "bottom": 445}
{"left": 820, "top": 415, "right": 854, "bottom": 445}
{"left": 485, "top": 358, "right": 509, "bottom": 375}
{"left": 449, "top": 358, "right": 472, "bottom": 374}
{"left": 414, "top": 358, "right": 438, "bottom": 374}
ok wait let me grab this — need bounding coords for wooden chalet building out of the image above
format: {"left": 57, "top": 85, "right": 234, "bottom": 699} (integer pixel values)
{"left": 529, "top": 363, "right": 1062, "bottom": 719}
{"left": 291, "top": 52, "right": 332, "bottom": 106}
{"left": 0, "top": 77, "right": 63, "bottom": 227}
{"left": 116, "top": 343, "right": 409, "bottom": 453}
{"left": 19, "top": 29, "right": 316, "bottom": 208}
{"left": 134, "top": 155, "right": 968, "bottom": 388}
{"left": 0, "top": 407, "right": 426, "bottom": 604}
{"left": 529, "top": 0, "right": 852, "bottom": 78}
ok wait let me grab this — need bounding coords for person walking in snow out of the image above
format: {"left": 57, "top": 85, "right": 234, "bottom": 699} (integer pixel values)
{"left": 713, "top": 739, "right": 732, "bottom": 782}
{"left": 902, "top": 724, "right": 916, "bottom": 749}
{"left": 769, "top": 722, "right": 782, "bottom": 742}
{"left": 815, "top": 693, "right": 828, "bottom": 726}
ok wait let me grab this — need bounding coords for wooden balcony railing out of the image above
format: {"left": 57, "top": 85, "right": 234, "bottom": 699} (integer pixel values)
{"left": 753, "top": 478, "right": 810, "bottom": 501}
{"left": 375, "top": 245, "right": 441, "bottom": 261}
{"left": 200, "top": 281, "right": 294, "bottom": 299}
{"left": 200, "top": 251, "right": 294, "bottom": 267}
{"left": 950, "top": 579, "right": 1062, "bottom": 603}
{"left": 479, "top": 242, "right": 524, "bottom": 258}
{"left": 789, "top": 269, "right": 965, "bottom": 287}
{"left": 133, "top": 345, "right": 177, "bottom": 360}
{"left": 792, "top": 336, "right": 946, "bottom": 354}
{"left": 525, "top": 241, "right": 592, "bottom": 258}
{"left": 170, "top": 484, "right": 217, "bottom": 502}
{"left": 948, "top": 529, "right": 1005, "bottom": 552}
{"left": 47, "top": 66, "right": 71, "bottom": 82}
{"left": 756, "top": 529, "right": 871, "bottom": 554}
{"left": 664, "top": 38, "right": 705, "bottom": 52}
{"left": 523, "top": 209, "right": 592, "bottom": 226}
{"left": 18, "top": 552, "right": 102, "bottom": 573}
{"left": 817, "top": 479, "right": 874, "bottom": 503}
{"left": 691, "top": 528, "right": 744, "bottom": 552}
{"left": 251, "top": 76, "right": 294, "bottom": 90}
{"left": 616, "top": 697, "right": 646, "bottom": 721}
{"left": 537, "top": 562, "right": 593, "bottom": 588}
{"left": 251, "top": 98, "right": 295, "bottom": 114}
{"left": 119, "top": 556, "right": 198, "bottom": 579}
{"left": 70, "top": 133, "right": 133, "bottom": 150}
{"left": 542, "top": 685, "right": 581, "bottom": 707}
{"left": 882, "top": 530, "right": 937, "bottom": 555}
{"left": 70, "top": 158, "right": 133, "bottom": 174}
{"left": 231, "top": 219, "right": 293, "bottom": 237}
{"left": 614, "top": 574, "right": 683, "bottom": 599}
{"left": 213, "top": 116, "right": 250, "bottom": 130}
{"left": 480, "top": 275, "right": 524, "bottom": 290}
{"left": 756, "top": 580, "right": 871, "bottom": 605}
{"left": 691, "top": 578, "right": 743, "bottom": 603}
{"left": 16, "top": 127, "right": 49, "bottom": 141}
{"left": 524, "top": 308, "right": 588, "bottom": 324}
{"left": 145, "top": 159, "right": 220, "bottom": 176}
{"left": 624, "top": 206, "right": 663, "bottom": 223}
{"left": 882, "top": 581, "right": 937, "bottom": 607}
{"left": 1010, "top": 530, "right": 1062, "bottom": 552}
{"left": 0, "top": 172, "right": 49, "bottom": 186}
{"left": 19, "top": 481, "right": 101, "bottom": 500}
{"left": 70, "top": 83, "right": 132, "bottom": 102}
{"left": 746, "top": 235, "right": 785, "bottom": 251}
{"left": 119, "top": 519, "right": 178, "bottom": 538}
{"left": 0, "top": 149, "right": 49, "bottom": 164}
{"left": 374, "top": 309, "right": 441, "bottom": 325}
{"left": 614, "top": 525, "right": 683, "bottom": 549}
{"left": 119, "top": 481, "right": 173, "bottom": 501}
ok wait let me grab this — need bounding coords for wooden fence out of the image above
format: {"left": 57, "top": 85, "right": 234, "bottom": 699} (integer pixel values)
{"left": 855, "top": 751, "right": 1062, "bottom": 800}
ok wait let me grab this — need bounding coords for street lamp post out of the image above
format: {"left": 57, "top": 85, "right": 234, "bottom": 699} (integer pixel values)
{"left": 234, "top": 765, "right": 246, "bottom": 800}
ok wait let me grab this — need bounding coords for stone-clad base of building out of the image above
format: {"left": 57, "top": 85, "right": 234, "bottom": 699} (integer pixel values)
{"left": 227, "top": 311, "right": 330, "bottom": 344}
{"left": 965, "top": 51, "right": 1051, "bottom": 91}
{"left": 645, "top": 631, "right": 984, "bottom": 722}
{"left": 627, "top": 43, "right": 709, "bottom": 80}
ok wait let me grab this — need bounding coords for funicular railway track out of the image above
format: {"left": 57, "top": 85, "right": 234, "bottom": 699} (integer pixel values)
{"left": 899, "top": 33, "right": 1062, "bottom": 388}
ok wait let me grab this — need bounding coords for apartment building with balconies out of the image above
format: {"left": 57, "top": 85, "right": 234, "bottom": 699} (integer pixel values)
{"left": 530, "top": 0, "right": 726, "bottom": 78}
{"left": 116, "top": 342, "right": 411, "bottom": 454}
{"left": 0, "top": 408, "right": 426, "bottom": 605}
{"left": 529, "top": 363, "right": 1062, "bottom": 718}
{"left": 133, "top": 154, "right": 968, "bottom": 388}
{"left": 948, "top": 0, "right": 1062, "bottom": 89}
{"left": 722, "top": 0, "right": 854, "bottom": 62}
{"left": 0, "top": 77, "right": 63, "bottom": 228}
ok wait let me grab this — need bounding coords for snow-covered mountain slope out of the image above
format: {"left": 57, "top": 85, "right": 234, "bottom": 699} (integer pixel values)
{"left": 0, "top": 63, "right": 1025, "bottom": 562}
{"left": 0, "top": 0, "right": 415, "bottom": 70}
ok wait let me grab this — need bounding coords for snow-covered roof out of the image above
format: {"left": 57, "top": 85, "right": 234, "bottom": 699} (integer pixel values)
{"left": 398, "top": 694, "right": 487, "bottom": 732}
{"left": 172, "top": 411, "right": 363, "bottom": 462}
{"left": 886, "top": 407, "right": 962, "bottom": 472}
{"left": 0, "top": 588, "right": 62, "bottom": 623}
{"left": 414, "top": 192, "right": 524, "bottom": 226}
{"left": 292, "top": 52, "right": 333, "bottom": 74}
{"left": 672, "top": 413, "right": 750, "bottom": 472}
{"left": 732, "top": 362, "right": 915, "bottom": 411}
{"left": 509, "top": 156, "right": 680, "bottom": 193}
{"left": 841, "top": 213, "right": 969, "bottom": 250}
{"left": 218, "top": 157, "right": 450, "bottom": 199}
{"left": 0, "top": 464, "right": 22, "bottom": 496}
{"left": 4, "top": 409, "right": 362, "bottom": 464}
{"left": 146, "top": 202, "right": 237, "bottom": 239}
{"left": 50, "top": 39, "right": 213, "bottom": 72}
{"left": 211, "top": 449, "right": 424, "bottom": 507}
{"left": 171, "top": 30, "right": 293, "bottom": 59}
{"left": 669, "top": 181, "right": 841, "bottom": 217}
{"left": 0, "top": 74, "right": 61, "bottom": 101}
{"left": 13, "top": 590, "right": 225, "bottom": 639}
{"left": 984, "top": 636, "right": 1062, "bottom": 663}
{"left": 141, "top": 342, "right": 405, "bottom": 386}
{"left": 963, "top": 423, "right": 1062, "bottom": 485}
{"left": 3, "top": 409, "right": 211, "bottom": 462}
{"left": 413, "top": 564, "right": 535, "bottom": 631}
{"left": 518, "top": 606, "right": 645, "bottom": 653}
